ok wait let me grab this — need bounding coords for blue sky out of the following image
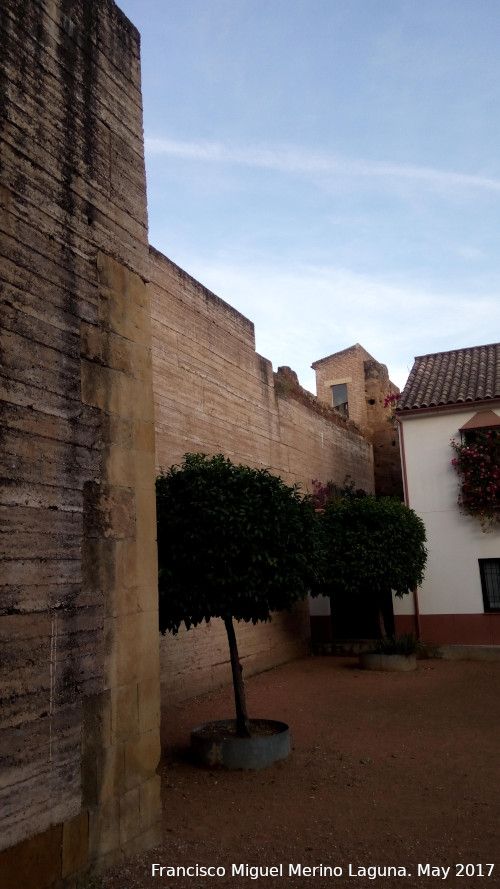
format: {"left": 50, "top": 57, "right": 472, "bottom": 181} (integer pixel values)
{"left": 118, "top": 0, "right": 499, "bottom": 392}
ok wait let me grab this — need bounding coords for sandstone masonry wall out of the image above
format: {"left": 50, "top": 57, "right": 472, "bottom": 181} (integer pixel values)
{"left": 150, "top": 251, "right": 374, "bottom": 703}
{"left": 1, "top": 2, "right": 381, "bottom": 882}
{"left": 313, "top": 344, "right": 371, "bottom": 431}
{"left": 313, "top": 344, "right": 402, "bottom": 498}
{"left": 0, "top": 1, "right": 161, "bottom": 884}
{"left": 363, "top": 359, "right": 403, "bottom": 499}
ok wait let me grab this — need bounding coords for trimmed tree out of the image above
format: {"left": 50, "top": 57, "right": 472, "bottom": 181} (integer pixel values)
{"left": 318, "top": 495, "right": 427, "bottom": 638}
{"left": 156, "top": 453, "right": 322, "bottom": 737}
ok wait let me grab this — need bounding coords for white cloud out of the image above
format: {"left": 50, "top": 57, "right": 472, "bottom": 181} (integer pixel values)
{"left": 167, "top": 254, "right": 493, "bottom": 394}
{"left": 146, "top": 137, "right": 500, "bottom": 196}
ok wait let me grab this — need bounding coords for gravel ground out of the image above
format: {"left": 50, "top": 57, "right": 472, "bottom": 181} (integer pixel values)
{"left": 94, "top": 655, "right": 500, "bottom": 889}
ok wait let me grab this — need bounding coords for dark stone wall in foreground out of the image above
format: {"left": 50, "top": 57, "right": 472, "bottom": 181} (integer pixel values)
{"left": 0, "top": 1, "right": 161, "bottom": 883}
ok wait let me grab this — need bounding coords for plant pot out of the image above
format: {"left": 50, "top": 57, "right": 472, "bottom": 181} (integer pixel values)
{"left": 359, "top": 652, "right": 417, "bottom": 672}
{"left": 190, "top": 718, "right": 291, "bottom": 770}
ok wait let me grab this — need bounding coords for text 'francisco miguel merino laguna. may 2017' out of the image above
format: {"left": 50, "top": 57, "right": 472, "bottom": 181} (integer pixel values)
{"left": 151, "top": 862, "right": 495, "bottom": 879}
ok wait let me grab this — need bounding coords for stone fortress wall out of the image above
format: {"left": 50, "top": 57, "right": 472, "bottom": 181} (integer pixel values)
{"left": 0, "top": 1, "right": 390, "bottom": 885}
{"left": 0, "top": 0, "right": 161, "bottom": 883}
{"left": 312, "top": 343, "right": 403, "bottom": 498}
{"left": 150, "top": 250, "right": 374, "bottom": 704}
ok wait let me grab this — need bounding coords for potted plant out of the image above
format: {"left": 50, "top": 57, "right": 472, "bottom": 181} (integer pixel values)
{"left": 156, "top": 453, "right": 322, "bottom": 767}
{"left": 360, "top": 632, "right": 421, "bottom": 672}
{"left": 317, "top": 494, "right": 427, "bottom": 670}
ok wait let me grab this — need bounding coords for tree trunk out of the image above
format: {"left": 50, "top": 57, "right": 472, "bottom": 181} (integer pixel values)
{"left": 378, "top": 606, "right": 387, "bottom": 639}
{"left": 224, "top": 616, "right": 251, "bottom": 738}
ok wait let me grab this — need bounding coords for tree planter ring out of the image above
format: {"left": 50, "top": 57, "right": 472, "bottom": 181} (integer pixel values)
{"left": 359, "top": 653, "right": 417, "bottom": 672}
{"left": 190, "top": 719, "right": 291, "bottom": 770}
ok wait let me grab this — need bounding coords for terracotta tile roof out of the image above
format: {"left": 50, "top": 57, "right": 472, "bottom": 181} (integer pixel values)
{"left": 398, "top": 342, "right": 500, "bottom": 411}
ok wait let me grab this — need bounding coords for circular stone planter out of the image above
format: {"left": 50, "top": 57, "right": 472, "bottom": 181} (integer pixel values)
{"left": 190, "top": 719, "right": 290, "bottom": 770}
{"left": 359, "top": 652, "right": 417, "bottom": 672}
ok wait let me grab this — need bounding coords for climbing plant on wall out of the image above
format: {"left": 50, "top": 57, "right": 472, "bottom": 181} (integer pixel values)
{"left": 451, "top": 428, "right": 500, "bottom": 532}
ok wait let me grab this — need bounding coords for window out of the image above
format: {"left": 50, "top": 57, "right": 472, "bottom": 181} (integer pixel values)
{"left": 460, "top": 411, "right": 500, "bottom": 445}
{"left": 479, "top": 559, "right": 500, "bottom": 612}
{"left": 461, "top": 427, "right": 500, "bottom": 447}
{"left": 332, "top": 383, "right": 348, "bottom": 418}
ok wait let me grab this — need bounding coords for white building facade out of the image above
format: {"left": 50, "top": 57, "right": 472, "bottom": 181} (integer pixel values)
{"left": 395, "top": 344, "right": 500, "bottom": 645}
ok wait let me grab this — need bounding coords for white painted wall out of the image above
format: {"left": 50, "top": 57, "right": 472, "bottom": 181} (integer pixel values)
{"left": 309, "top": 594, "right": 331, "bottom": 616}
{"left": 394, "top": 406, "right": 500, "bottom": 617}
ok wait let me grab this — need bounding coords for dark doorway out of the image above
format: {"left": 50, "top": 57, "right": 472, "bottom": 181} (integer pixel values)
{"left": 330, "top": 587, "right": 395, "bottom": 640}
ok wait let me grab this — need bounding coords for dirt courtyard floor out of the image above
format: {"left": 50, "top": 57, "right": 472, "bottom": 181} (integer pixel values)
{"left": 99, "top": 655, "right": 500, "bottom": 889}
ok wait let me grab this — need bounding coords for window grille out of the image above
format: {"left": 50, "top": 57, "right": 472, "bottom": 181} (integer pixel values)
{"left": 479, "top": 559, "right": 500, "bottom": 612}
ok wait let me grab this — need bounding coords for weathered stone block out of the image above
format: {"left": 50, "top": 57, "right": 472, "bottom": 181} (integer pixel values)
{"left": 97, "top": 282, "right": 151, "bottom": 350}
{"left": 62, "top": 812, "right": 89, "bottom": 878}
{"left": 139, "top": 774, "right": 162, "bottom": 832}
{"left": 81, "top": 359, "right": 120, "bottom": 414}
{"left": 96, "top": 742, "right": 125, "bottom": 804}
{"left": 80, "top": 322, "right": 105, "bottom": 364}
{"left": 118, "top": 376, "right": 155, "bottom": 422}
{"left": 0, "top": 824, "right": 61, "bottom": 889}
{"left": 124, "top": 729, "right": 161, "bottom": 791}
{"left": 111, "top": 683, "right": 139, "bottom": 743}
{"left": 107, "top": 332, "right": 136, "bottom": 376}
{"left": 123, "top": 820, "right": 162, "bottom": 858}
{"left": 134, "top": 419, "right": 156, "bottom": 453}
{"left": 115, "top": 538, "right": 139, "bottom": 593}
{"left": 118, "top": 786, "right": 140, "bottom": 847}
{"left": 103, "top": 415, "right": 134, "bottom": 449}
{"left": 105, "top": 573, "right": 143, "bottom": 619}
{"left": 105, "top": 444, "right": 137, "bottom": 489}
{"left": 104, "top": 610, "right": 159, "bottom": 689}
{"left": 133, "top": 448, "right": 156, "bottom": 493}
{"left": 81, "top": 538, "right": 116, "bottom": 594}
{"left": 82, "top": 692, "right": 112, "bottom": 759}
{"left": 89, "top": 797, "right": 120, "bottom": 860}
{"left": 132, "top": 342, "right": 154, "bottom": 382}
{"left": 137, "top": 678, "right": 160, "bottom": 734}
{"left": 83, "top": 482, "right": 136, "bottom": 540}
{"left": 134, "top": 483, "right": 157, "bottom": 533}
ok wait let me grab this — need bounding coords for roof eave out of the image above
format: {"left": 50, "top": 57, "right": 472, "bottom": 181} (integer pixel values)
{"left": 397, "top": 397, "right": 500, "bottom": 418}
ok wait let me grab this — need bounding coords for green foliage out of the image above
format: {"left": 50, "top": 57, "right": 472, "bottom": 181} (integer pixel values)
{"left": 156, "top": 453, "right": 322, "bottom": 635}
{"left": 317, "top": 495, "right": 427, "bottom": 604}
{"left": 311, "top": 474, "right": 367, "bottom": 509}
{"left": 375, "top": 633, "right": 421, "bottom": 655}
